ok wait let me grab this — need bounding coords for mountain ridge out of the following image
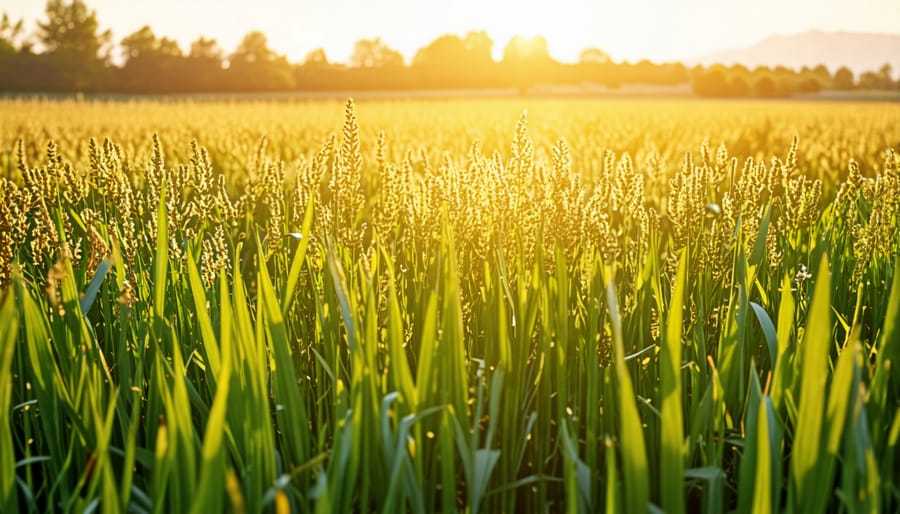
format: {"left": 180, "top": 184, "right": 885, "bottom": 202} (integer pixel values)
{"left": 688, "top": 30, "right": 900, "bottom": 77}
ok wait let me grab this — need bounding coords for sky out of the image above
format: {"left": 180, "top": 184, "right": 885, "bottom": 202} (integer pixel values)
{"left": 2, "top": 0, "right": 899, "bottom": 64}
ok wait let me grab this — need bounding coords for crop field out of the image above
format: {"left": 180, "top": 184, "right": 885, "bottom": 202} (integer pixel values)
{"left": 1, "top": 97, "right": 900, "bottom": 513}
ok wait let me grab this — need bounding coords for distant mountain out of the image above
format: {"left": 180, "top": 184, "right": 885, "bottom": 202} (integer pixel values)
{"left": 689, "top": 31, "right": 900, "bottom": 77}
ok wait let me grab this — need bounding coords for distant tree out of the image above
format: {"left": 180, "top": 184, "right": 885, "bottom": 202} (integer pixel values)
{"left": 728, "top": 63, "right": 750, "bottom": 75}
{"left": 659, "top": 62, "right": 689, "bottom": 84}
{"left": 579, "top": 47, "right": 610, "bottom": 65}
{"left": 190, "top": 37, "right": 222, "bottom": 61}
{"left": 0, "top": 13, "right": 29, "bottom": 91}
{"left": 294, "top": 47, "right": 340, "bottom": 90}
{"left": 119, "top": 26, "right": 187, "bottom": 92}
{"left": 228, "top": 31, "right": 294, "bottom": 91}
{"left": 806, "top": 64, "right": 832, "bottom": 89}
{"left": 576, "top": 47, "right": 615, "bottom": 86}
{"left": 416, "top": 34, "right": 498, "bottom": 87}
{"left": 630, "top": 59, "right": 660, "bottom": 83}
{"left": 121, "top": 25, "right": 158, "bottom": 61}
{"left": 186, "top": 37, "right": 224, "bottom": 91}
{"left": 501, "top": 35, "right": 556, "bottom": 92}
{"left": 773, "top": 65, "right": 792, "bottom": 75}
{"left": 795, "top": 77, "right": 821, "bottom": 94}
{"left": 858, "top": 71, "right": 881, "bottom": 90}
{"left": 157, "top": 37, "right": 182, "bottom": 58}
{"left": 304, "top": 48, "right": 329, "bottom": 66}
{"left": 692, "top": 67, "right": 729, "bottom": 96}
{"left": 413, "top": 34, "right": 466, "bottom": 86}
{"left": 833, "top": 66, "right": 854, "bottom": 90}
{"left": 502, "top": 35, "right": 553, "bottom": 65}
{"left": 462, "top": 31, "right": 494, "bottom": 65}
{"left": 36, "top": 0, "right": 111, "bottom": 91}
{"left": 232, "top": 31, "right": 278, "bottom": 63}
{"left": 412, "top": 32, "right": 497, "bottom": 87}
{"left": 770, "top": 66, "right": 796, "bottom": 95}
{"left": 754, "top": 75, "right": 777, "bottom": 97}
{"left": 877, "top": 63, "right": 893, "bottom": 89}
{"left": 350, "top": 37, "right": 404, "bottom": 68}
{"left": 37, "top": 1, "right": 109, "bottom": 57}
{"left": 413, "top": 34, "right": 465, "bottom": 68}
{"left": 729, "top": 75, "right": 750, "bottom": 96}
{"left": 0, "top": 14, "right": 25, "bottom": 54}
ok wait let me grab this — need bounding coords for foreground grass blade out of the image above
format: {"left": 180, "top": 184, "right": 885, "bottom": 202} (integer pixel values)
{"left": 281, "top": 194, "right": 316, "bottom": 314}
{"left": 750, "top": 302, "right": 778, "bottom": 369}
{"left": 789, "top": 253, "right": 833, "bottom": 514}
{"left": 606, "top": 269, "right": 650, "bottom": 513}
{"left": 661, "top": 251, "right": 687, "bottom": 514}
{"left": 153, "top": 180, "right": 168, "bottom": 329}
{"left": 186, "top": 249, "right": 222, "bottom": 386}
{"left": 259, "top": 244, "right": 310, "bottom": 471}
{"left": 751, "top": 398, "right": 773, "bottom": 514}
{"left": 79, "top": 259, "right": 110, "bottom": 315}
{"left": 870, "top": 256, "right": 900, "bottom": 445}
{"left": 771, "top": 275, "right": 796, "bottom": 412}
{"left": 0, "top": 292, "right": 18, "bottom": 513}
{"left": 188, "top": 257, "right": 233, "bottom": 514}
{"left": 561, "top": 421, "right": 592, "bottom": 514}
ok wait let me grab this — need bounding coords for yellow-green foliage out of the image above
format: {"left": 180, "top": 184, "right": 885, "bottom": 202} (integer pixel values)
{"left": 1, "top": 97, "right": 899, "bottom": 513}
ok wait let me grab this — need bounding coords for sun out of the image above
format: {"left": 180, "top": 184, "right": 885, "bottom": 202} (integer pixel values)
{"left": 446, "top": 0, "right": 595, "bottom": 62}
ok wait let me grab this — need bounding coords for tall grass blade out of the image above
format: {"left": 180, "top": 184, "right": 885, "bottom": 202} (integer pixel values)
{"left": 79, "top": 259, "right": 110, "bottom": 315}
{"left": 751, "top": 398, "right": 772, "bottom": 514}
{"left": 0, "top": 292, "right": 18, "bottom": 513}
{"left": 606, "top": 270, "right": 650, "bottom": 513}
{"left": 661, "top": 251, "right": 687, "bottom": 514}
{"left": 281, "top": 194, "right": 315, "bottom": 314}
{"left": 259, "top": 244, "right": 310, "bottom": 470}
{"left": 789, "top": 253, "right": 832, "bottom": 514}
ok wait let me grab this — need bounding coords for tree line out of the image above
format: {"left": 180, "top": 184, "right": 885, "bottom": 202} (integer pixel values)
{"left": 692, "top": 62, "right": 897, "bottom": 97}
{"left": 0, "top": 1, "right": 896, "bottom": 96}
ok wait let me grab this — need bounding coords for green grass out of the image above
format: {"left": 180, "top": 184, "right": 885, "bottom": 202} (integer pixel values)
{"left": 1, "top": 99, "right": 900, "bottom": 512}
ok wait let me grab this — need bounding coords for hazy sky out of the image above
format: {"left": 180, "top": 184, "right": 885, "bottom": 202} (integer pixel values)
{"left": 3, "top": 0, "right": 899, "bottom": 64}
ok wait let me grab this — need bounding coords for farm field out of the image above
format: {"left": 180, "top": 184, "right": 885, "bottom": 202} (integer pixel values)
{"left": 1, "top": 97, "right": 900, "bottom": 513}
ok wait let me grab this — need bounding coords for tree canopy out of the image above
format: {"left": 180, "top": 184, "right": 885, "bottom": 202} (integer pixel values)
{"left": 33, "top": 0, "right": 111, "bottom": 90}
{"left": 350, "top": 38, "right": 404, "bottom": 68}
{"left": 228, "top": 31, "right": 294, "bottom": 91}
